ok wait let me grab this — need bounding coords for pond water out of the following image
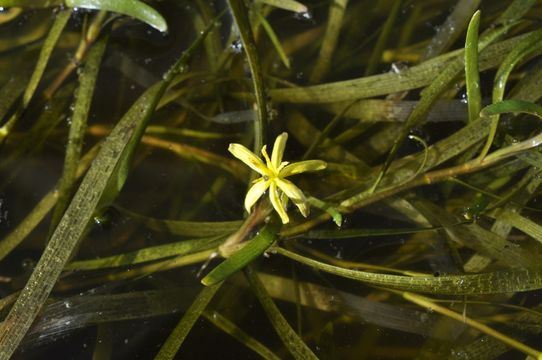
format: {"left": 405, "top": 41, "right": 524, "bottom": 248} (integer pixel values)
{"left": 1, "top": 0, "right": 542, "bottom": 359}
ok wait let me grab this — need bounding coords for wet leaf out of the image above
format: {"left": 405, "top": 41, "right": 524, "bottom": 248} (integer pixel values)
{"left": 66, "top": 0, "right": 167, "bottom": 32}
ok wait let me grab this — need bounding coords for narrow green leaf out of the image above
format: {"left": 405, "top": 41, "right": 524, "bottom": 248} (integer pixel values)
{"left": 118, "top": 207, "right": 242, "bottom": 237}
{"left": 270, "top": 32, "right": 530, "bottom": 103}
{"left": 492, "top": 209, "right": 542, "bottom": 245}
{"left": 324, "top": 99, "right": 469, "bottom": 123}
{"left": 338, "top": 116, "right": 493, "bottom": 211}
{"left": 309, "top": 0, "right": 347, "bottom": 83}
{"left": 277, "top": 247, "right": 542, "bottom": 295}
{"left": 423, "top": 0, "right": 481, "bottom": 60}
{"left": 97, "top": 17, "right": 219, "bottom": 210}
{"left": 478, "top": 28, "right": 542, "bottom": 160}
{"left": 364, "top": 0, "right": 400, "bottom": 76}
{"left": 0, "top": 83, "right": 75, "bottom": 186}
{"left": 0, "top": 0, "right": 62, "bottom": 7}
{"left": 202, "top": 221, "right": 280, "bottom": 286}
{"left": 204, "top": 310, "right": 281, "bottom": 360}
{"left": 372, "top": 20, "right": 512, "bottom": 193}
{"left": 0, "top": 22, "right": 216, "bottom": 359}
{"left": 246, "top": 267, "right": 318, "bottom": 360}
{"left": 307, "top": 197, "right": 342, "bottom": 227}
{"left": 66, "top": 235, "right": 224, "bottom": 270}
{"left": 308, "top": 226, "right": 447, "bottom": 239}
{"left": 480, "top": 100, "right": 542, "bottom": 119}
{"left": 465, "top": 10, "right": 482, "bottom": 123}
{"left": 0, "top": 9, "right": 71, "bottom": 140}
{"left": 257, "top": 0, "right": 307, "bottom": 13}
{"left": 145, "top": 125, "right": 234, "bottom": 140}
{"left": 193, "top": 1, "right": 223, "bottom": 72}
{"left": 49, "top": 35, "right": 107, "bottom": 234}
{"left": 495, "top": 0, "right": 538, "bottom": 24}
{"left": 402, "top": 292, "right": 542, "bottom": 360}
{"left": 154, "top": 284, "right": 221, "bottom": 360}
{"left": 26, "top": 288, "right": 200, "bottom": 347}
{"left": 0, "top": 73, "right": 28, "bottom": 121}
{"left": 228, "top": 0, "right": 268, "bottom": 153}
{"left": 257, "top": 12, "right": 290, "bottom": 69}
{"left": 0, "top": 85, "right": 164, "bottom": 360}
{"left": 23, "top": 9, "right": 71, "bottom": 107}
{"left": 65, "top": 0, "right": 168, "bottom": 32}
{"left": 0, "top": 146, "right": 98, "bottom": 262}
{"left": 413, "top": 200, "right": 542, "bottom": 269}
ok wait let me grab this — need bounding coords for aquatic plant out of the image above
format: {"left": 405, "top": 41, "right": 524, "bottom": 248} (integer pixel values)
{"left": 0, "top": 0, "right": 542, "bottom": 359}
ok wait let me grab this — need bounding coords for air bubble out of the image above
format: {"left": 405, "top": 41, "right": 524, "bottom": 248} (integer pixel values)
{"left": 294, "top": 11, "right": 313, "bottom": 22}
{"left": 231, "top": 40, "right": 243, "bottom": 54}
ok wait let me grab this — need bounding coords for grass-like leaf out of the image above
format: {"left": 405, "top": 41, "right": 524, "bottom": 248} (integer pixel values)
{"left": 246, "top": 266, "right": 318, "bottom": 360}
{"left": 228, "top": 0, "right": 267, "bottom": 152}
{"left": 257, "top": 0, "right": 307, "bottom": 13}
{"left": 154, "top": 284, "right": 221, "bottom": 360}
{"left": 270, "top": 32, "right": 529, "bottom": 103}
{"left": 49, "top": 35, "right": 107, "bottom": 234}
{"left": 201, "top": 220, "right": 280, "bottom": 286}
{"left": 481, "top": 99, "right": 542, "bottom": 119}
{"left": 0, "top": 20, "right": 215, "bottom": 359}
{"left": 277, "top": 247, "right": 542, "bottom": 295}
{"left": 257, "top": 12, "right": 290, "bottom": 69}
{"left": 402, "top": 291, "right": 542, "bottom": 359}
{"left": 66, "top": 235, "right": 224, "bottom": 270}
{"left": 309, "top": 0, "right": 347, "bottom": 83}
{"left": 204, "top": 310, "right": 281, "bottom": 360}
{"left": 465, "top": 10, "right": 482, "bottom": 123}
{"left": 65, "top": 0, "right": 167, "bottom": 32}
{"left": 0, "top": 9, "right": 71, "bottom": 140}
{"left": 478, "top": 28, "right": 542, "bottom": 160}
{"left": 0, "top": 0, "right": 62, "bottom": 7}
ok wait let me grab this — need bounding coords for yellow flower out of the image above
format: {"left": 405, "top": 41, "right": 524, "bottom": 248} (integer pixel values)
{"left": 228, "top": 132, "right": 326, "bottom": 224}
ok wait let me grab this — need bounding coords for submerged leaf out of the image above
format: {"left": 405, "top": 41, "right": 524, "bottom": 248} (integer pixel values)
{"left": 246, "top": 267, "right": 319, "bottom": 360}
{"left": 278, "top": 247, "right": 542, "bottom": 295}
{"left": 257, "top": 0, "right": 307, "bottom": 13}
{"left": 0, "top": 0, "right": 62, "bottom": 7}
{"left": 0, "top": 21, "right": 215, "bottom": 358}
{"left": 465, "top": 10, "right": 482, "bottom": 123}
{"left": 154, "top": 284, "right": 222, "bottom": 359}
{"left": 65, "top": 0, "right": 168, "bottom": 32}
{"left": 0, "top": 0, "right": 167, "bottom": 32}
{"left": 481, "top": 99, "right": 542, "bottom": 119}
{"left": 201, "top": 221, "right": 280, "bottom": 286}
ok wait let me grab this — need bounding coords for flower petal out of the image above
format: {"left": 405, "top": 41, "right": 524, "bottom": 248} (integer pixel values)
{"left": 269, "top": 181, "right": 289, "bottom": 224}
{"left": 276, "top": 178, "right": 309, "bottom": 217}
{"left": 229, "top": 143, "right": 272, "bottom": 176}
{"left": 261, "top": 145, "right": 272, "bottom": 169}
{"left": 244, "top": 178, "right": 270, "bottom": 213}
{"left": 271, "top": 132, "right": 288, "bottom": 171}
{"left": 280, "top": 160, "right": 327, "bottom": 178}
{"left": 277, "top": 161, "right": 289, "bottom": 172}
